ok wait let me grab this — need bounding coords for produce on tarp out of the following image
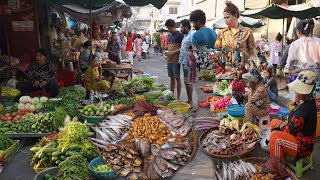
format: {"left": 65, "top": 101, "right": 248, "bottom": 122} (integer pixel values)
{"left": 79, "top": 102, "right": 113, "bottom": 116}
{"left": 0, "top": 109, "right": 33, "bottom": 123}
{"left": 18, "top": 96, "right": 48, "bottom": 111}
{"left": 57, "top": 155, "right": 90, "bottom": 180}
{"left": 0, "top": 133, "right": 15, "bottom": 150}
{"left": 30, "top": 122, "right": 98, "bottom": 170}
{"left": 123, "top": 77, "right": 153, "bottom": 91}
{"left": 212, "top": 96, "right": 232, "bottom": 110}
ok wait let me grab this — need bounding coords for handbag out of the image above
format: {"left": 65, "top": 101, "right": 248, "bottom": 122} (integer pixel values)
{"left": 233, "top": 28, "right": 243, "bottom": 63}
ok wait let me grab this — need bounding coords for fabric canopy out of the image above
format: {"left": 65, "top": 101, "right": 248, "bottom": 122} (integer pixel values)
{"left": 206, "top": 16, "right": 265, "bottom": 29}
{"left": 48, "top": 0, "right": 167, "bottom": 9}
{"left": 124, "top": 0, "right": 167, "bottom": 9}
{"left": 241, "top": 3, "right": 320, "bottom": 19}
{"left": 53, "top": 1, "right": 131, "bottom": 25}
{"left": 174, "top": 15, "right": 190, "bottom": 24}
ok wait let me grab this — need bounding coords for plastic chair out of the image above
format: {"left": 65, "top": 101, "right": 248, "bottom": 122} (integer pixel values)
{"left": 285, "top": 155, "right": 313, "bottom": 177}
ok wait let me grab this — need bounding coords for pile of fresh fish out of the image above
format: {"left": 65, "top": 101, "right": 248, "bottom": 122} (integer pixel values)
{"left": 201, "top": 129, "right": 257, "bottom": 156}
{"left": 195, "top": 117, "right": 221, "bottom": 131}
{"left": 214, "top": 160, "right": 257, "bottom": 180}
{"left": 147, "top": 138, "right": 193, "bottom": 178}
{"left": 159, "top": 110, "right": 194, "bottom": 137}
{"left": 90, "top": 114, "right": 134, "bottom": 148}
{"left": 101, "top": 140, "right": 143, "bottom": 179}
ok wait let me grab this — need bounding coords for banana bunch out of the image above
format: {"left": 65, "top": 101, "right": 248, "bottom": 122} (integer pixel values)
{"left": 219, "top": 118, "right": 240, "bottom": 132}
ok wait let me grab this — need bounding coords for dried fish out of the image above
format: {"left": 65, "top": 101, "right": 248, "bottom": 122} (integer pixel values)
{"left": 119, "top": 168, "right": 132, "bottom": 176}
{"left": 159, "top": 149, "right": 178, "bottom": 160}
{"left": 151, "top": 144, "right": 161, "bottom": 156}
{"left": 154, "top": 156, "right": 171, "bottom": 171}
{"left": 136, "top": 139, "right": 151, "bottom": 158}
{"left": 128, "top": 172, "right": 139, "bottom": 180}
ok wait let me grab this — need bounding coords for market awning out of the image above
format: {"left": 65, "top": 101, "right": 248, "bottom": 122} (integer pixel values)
{"left": 206, "top": 16, "right": 265, "bottom": 29}
{"left": 48, "top": 0, "right": 167, "bottom": 9}
{"left": 174, "top": 15, "right": 190, "bottom": 24}
{"left": 54, "top": 1, "right": 132, "bottom": 25}
{"left": 241, "top": 3, "right": 320, "bottom": 19}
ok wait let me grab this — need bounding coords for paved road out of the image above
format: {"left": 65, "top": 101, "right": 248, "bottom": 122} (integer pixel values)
{"left": 1, "top": 54, "right": 319, "bottom": 180}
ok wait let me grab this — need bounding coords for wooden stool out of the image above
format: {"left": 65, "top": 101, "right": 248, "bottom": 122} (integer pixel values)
{"left": 285, "top": 155, "right": 313, "bottom": 177}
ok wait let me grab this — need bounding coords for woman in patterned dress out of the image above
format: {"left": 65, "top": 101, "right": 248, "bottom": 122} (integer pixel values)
{"left": 215, "top": 1, "right": 258, "bottom": 64}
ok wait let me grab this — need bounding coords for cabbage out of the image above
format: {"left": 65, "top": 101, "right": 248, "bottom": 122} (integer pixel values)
{"left": 29, "top": 105, "right": 35, "bottom": 111}
{"left": 40, "top": 96, "right": 48, "bottom": 103}
{"left": 19, "top": 96, "right": 32, "bottom": 103}
{"left": 162, "top": 90, "right": 173, "bottom": 97}
{"left": 35, "top": 103, "right": 43, "bottom": 110}
{"left": 18, "top": 103, "right": 26, "bottom": 110}
{"left": 32, "top": 97, "right": 40, "bottom": 105}
{"left": 25, "top": 103, "right": 32, "bottom": 109}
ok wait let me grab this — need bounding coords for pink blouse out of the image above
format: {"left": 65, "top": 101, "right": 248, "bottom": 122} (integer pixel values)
{"left": 286, "top": 36, "right": 320, "bottom": 69}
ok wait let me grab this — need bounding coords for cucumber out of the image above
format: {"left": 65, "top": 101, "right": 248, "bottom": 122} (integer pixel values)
{"left": 52, "top": 151, "right": 62, "bottom": 157}
{"left": 61, "top": 147, "right": 68, "bottom": 153}
{"left": 55, "top": 160, "right": 61, "bottom": 165}
{"left": 42, "top": 148, "right": 58, "bottom": 153}
{"left": 39, "top": 157, "right": 49, "bottom": 163}
{"left": 65, "top": 151, "right": 81, "bottom": 156}
{"left": 51, "top": 156, "right": 58, "bottom": 161}
{"left": 38, "top": 152, "right": 46, "bottom": 159}
{"left": 59, "top": 156, "right": 66, "bottom": 160}
{"left": 30, "top": 146, "right": 42, "bottom": 153}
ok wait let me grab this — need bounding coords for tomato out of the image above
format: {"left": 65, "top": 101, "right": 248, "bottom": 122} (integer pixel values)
{"left": 12, "top": 112, "right": 17, "bottom": 116}
{"left": 5, "top": 113, "right": 10, "bottom": 116}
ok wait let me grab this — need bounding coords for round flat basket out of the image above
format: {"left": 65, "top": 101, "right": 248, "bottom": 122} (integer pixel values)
{"left": 198, "top": 127, "right": 259, "bottom": 159}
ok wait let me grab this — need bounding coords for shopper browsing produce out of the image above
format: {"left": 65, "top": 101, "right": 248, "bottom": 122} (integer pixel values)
{"left": 16, "top": 49, "right": 59, "bottom": 97}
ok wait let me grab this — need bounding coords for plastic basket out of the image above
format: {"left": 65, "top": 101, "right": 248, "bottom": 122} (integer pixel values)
{"left": 80, "top": 114, "right": 105, "bottom": 123}
{"left": 89, "top": 157, "right": 118, "bottom": 180}
{"left": 226, "top": 104, "right": 245, "bottom": 117}
{"left": 167, "top": 102, "right": 190, "bottom": 113}
{"left": 34, "top": 166, "right": 58, "bottom": 180}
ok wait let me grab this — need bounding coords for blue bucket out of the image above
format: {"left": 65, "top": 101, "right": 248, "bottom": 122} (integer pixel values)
{"left": 226, "top": 104, "right": 245, "bottom": 117}
{"left": 278, "top": 108, "right": 289, "bottom": 118}
{"left": 89, "top": 157, "right": 118, "bottom": 180}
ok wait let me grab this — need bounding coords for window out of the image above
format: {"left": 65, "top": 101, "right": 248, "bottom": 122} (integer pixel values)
{"left": 169, "top": 7, "right": 177, "bottom": 14}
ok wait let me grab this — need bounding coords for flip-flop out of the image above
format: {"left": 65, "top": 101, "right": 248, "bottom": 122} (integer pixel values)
{"left": 189, "top": 105, "right": 198, "bottom": 112}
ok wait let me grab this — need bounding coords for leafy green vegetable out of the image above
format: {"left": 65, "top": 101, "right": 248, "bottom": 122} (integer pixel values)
{"left": 80, "top": 140, "right": 99, "bottom": 161}
{"left": 123, "top": 77, "right": 153, "bottom": 91}
{"left": 93, "top": 164, "right": 113, "bottom": 172}
{"left": 0, "top": 133, "right": 14, "bottom": 150}
{"left": 51, "top": 107, "right": 67, "bottom": 130}
{"left": 58, "top": 155, "right": 90, "bottom": 180}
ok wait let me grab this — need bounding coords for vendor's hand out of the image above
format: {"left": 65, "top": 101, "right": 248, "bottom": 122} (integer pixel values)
{"left": 279, "top": 121, "right": 288, "bottom": 130}
{"left": 40, "top": 81, "right": 47, "bottom": 87}
{"left": 34, "top": 81, "right": 40, "bottom": 87}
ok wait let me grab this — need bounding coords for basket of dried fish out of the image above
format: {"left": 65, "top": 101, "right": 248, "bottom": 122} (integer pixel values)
{"left": 199, "top": 125, "right": 259, "bottom": 159}
{"left": 213, "top": 157, "right": 298, "bottom": 180}
{"left": 90, "top": 105, "right": 198, "bottom": 179}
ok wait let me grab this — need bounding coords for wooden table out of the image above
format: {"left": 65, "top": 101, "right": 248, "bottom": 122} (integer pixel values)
{"left": 101, "top": 65, "right": 133, "bottom": 79}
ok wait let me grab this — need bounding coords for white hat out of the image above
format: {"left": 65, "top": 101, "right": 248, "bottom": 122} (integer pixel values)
{"left": 288, "top": 70, "right": 316, "bottom": 95}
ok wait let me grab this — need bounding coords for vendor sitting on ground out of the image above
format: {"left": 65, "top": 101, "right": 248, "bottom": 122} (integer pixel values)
{"left": 263, "top": 66, "right": 278, "bottom": 103}
{"left": 242, "top": 69, "right": 270, "bottom": 123}
{"left": 16, "top": 49, "right": 59, "bottom": 97}
{"left": 83, "top": 55, "right": 110, "bottom": 92}
{"left": 103, "top": 70, "right": 125, "bottom": 95}
{"left": 269, "top": 70, "right": 317, "bottom": 162}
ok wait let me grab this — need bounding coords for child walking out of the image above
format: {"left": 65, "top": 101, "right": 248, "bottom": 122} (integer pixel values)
{"left": 188, "top": 46, "right": 197, "bottom": 83}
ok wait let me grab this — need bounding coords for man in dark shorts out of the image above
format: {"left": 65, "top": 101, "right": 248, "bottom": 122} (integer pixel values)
{"left": 179, "top": 19, "right": 194, "bottom": 105}
{"left": 165, "top": 19, "right": 184, "bottom": 100}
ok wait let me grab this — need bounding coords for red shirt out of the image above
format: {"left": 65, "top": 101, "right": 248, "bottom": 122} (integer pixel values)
{"left": 126, "top": 37, "right": 133, "bottom": 52}
{"left": 215, "top": 66, "right": 225, "bottom": 75}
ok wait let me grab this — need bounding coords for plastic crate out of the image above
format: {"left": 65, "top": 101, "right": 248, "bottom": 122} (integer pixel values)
{"left": 1, "top": 140, "right": 20, "bottom": 160}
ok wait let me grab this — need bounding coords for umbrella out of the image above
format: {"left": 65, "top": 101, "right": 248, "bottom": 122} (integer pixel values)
{"left": 241, "top": 3, "right": 320, "bottom": 19}
{"left": 206, "top": 16, "right": 265, "bottom": 29}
